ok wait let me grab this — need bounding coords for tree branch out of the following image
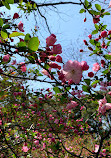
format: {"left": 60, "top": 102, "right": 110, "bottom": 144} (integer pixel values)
{"left": 0, "top": 0, "right": 82, "bottom": 7}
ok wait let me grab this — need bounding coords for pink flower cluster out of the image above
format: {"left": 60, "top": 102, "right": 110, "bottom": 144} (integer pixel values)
{"left": 92, "top": 63, "right": 100, "bottom": 72}
{"left": 19, "top": 62, "right": 26, "bottom": 72}
{"left": 22, "top": 145, "right": 29, "bottom": 152}
{"left": 66, "top": 101, "right": 78, "bottom": 110}
{"left": 3, "top": 54, "right": 10, "bottom": 62}
{"left": 98, "top": 97, "right": 111, "bottom": 115}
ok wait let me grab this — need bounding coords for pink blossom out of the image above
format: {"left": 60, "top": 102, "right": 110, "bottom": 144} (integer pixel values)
{"left": 18, "top": 21, "right": 24, "bottom": 32}
{"left": 94, "top": 144, "right": 99, "bottom": 153}
{"left": 58, "top": 71, "right": 65, "bottom": 81}
{"left": 22, "top": 146, "right": 29, "bottom": 152}
{"left": 13, "top": 13, "right": 19, "bottom": 19}
{"left": 100, "top": 81, "right": 107, "bottom": 91}
{"left": 0, "top": 120, "right": 2, "bottom": 125}
{"left": 93, "top": 15, "right": 100, "bottom": 24}
{"left": 42, "top": 69, "right": 49, "bottom": 76}
{"left": 95, "top": 38, "right": 99, "bottom": 42}
{"left": 52, "top": 44, "right": 62, "bottom": 54}
{"left": 3, "top": 54, "right": 10, "bottom": 62}
{"left": 20, "top": 65, "right": 26, "bottom": 72}
{"left": 49, "top": 62, "right": 61, "bottom": 70}
{"left": 34, "top": 140, "right": 39, "bottom": 145}
{"left": 41, "top": 68, "right": 52, "bottom": 79}
{"left": 54, "top": 119, "right": 59, "bottom": 124}
{"left": 88, "top": 34, "right": 92, "bottom": 39}
{"left": 102, "top": 149, "right": 106, "bottom": 153}
{"left": 48, "top": 55, "right": 56, "bottom": 61}
{"left": 88, "top": 72, "right": 94, "bottom": 77}
{"left": 101, "top": 60, "right": 105, "bottom": 67}
{"left": 108, "top": 30, "right": 111, "bottom": 35}
{"left": 56, "top": 55, "right": 62, "bottom": 63}
{"left": 11, "top": 60, "right": 16, "bottom": 65}
{"left": 92, "top": 62, "right": 100, "bottom": 72}
{"left": 100, "top": 31, "right": 107, "bottom": 38}
{"left": 98, "top": 97, "right": 107, "bottom": 106}
{"left": 46, "top": 34, "right": 57, "bottom": 46}
{"left": 98, "top": 97, "right": 111, "bottom": 114}
{"left": 66, "top": 101, "right": 78, "bottom": 110}
{"left": 80, "top": 49, "right": 83, "bottom": 52}
{"left": 83, "top": 40, "right": 88, "bottom": 45}
{"left": 63, "top": 60, "right": 82, "bottom": 84}
{"left": 107, "top": 91, "right": 111, "bottom": 95}
{"left": 81, "top": 61, "right": 89, "bottom": 71}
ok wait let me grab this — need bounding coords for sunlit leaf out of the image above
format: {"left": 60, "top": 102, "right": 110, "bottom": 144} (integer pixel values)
{"left": 28, "top": 37, "right": 39, "bottom": 51}
{"left": 9, "top": 32, "right": 25, "bottom": 38}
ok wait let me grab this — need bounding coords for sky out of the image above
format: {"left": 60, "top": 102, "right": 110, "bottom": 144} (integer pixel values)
{"left": 1, "top": 0, "right": 111, "bottom": 91}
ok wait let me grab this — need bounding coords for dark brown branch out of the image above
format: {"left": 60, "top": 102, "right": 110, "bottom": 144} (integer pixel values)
{"left": 0, "top": 0, "right": 82, "bottom": 7}
{"left": 96, "top": 129, "right": 111, "bottom": 158}
{"left": 0, "top": 72, "right": 56, "bottom": 84}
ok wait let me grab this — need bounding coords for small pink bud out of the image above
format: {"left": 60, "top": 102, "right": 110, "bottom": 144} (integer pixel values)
{"left": 56, "top": 55, "right": 62, "bottom": 63}
{"left": 13, "top": 13, "right": 19, "bottom": 19}
{"left": 88, "top": 72, "right": 94, "bottom": 77}
{"left": 101, "top": 31, "right": 107, "bottom": 38}
{"left": 18, "top": 21, "right": 24, "bottom": 32}
{"left": 88, "top": 34, "right": 92, "bottom": 39}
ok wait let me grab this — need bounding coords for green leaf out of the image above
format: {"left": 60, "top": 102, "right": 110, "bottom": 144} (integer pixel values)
{"left": 6, "top": 0, "right": 14, "bottom": 4}
{"left": 87, "top": 3, "right": 92, "bottom": 9}
{"left": 89, "top": 10, "right": 99, "bottom": 15}
{"left": 82, "top": 85, "right": 90, "bottom": 93}
{"left": 107, "top": 41, "right": 111, "bottom": 46}
{"left": 18, "top": 41, "right": 26, "bottom": 47}
{"left": 53, "top": 87, "right": 61, "bottom": 94}
{"left": 103, "top": 12, "right": 110, "bottom": 15}
{"left": 84, "top": 0, "right": 89, "bottom": 7}
{"left": 84, "top": 79, "right": 90, "bottom": 85}
{"left": 1, "top": 30, "right": 8, "bottom": 39}
{"left": 65, "top": 86, "right": 71, "bottom": 91}
{"left": 91, "top": 80, "right": 99, "bottom": 86}
{"left": 28, "top": 56, "right": 35, "bottom": 64}
{"left": 0, "top": 18, "right": 3, "bottom": 27}
{"left": 95, "top": 4, "right": 101, "bottom": 11}
{"left": 3, "top": 24, "right": 10, "bottom": 29}
{"left": 24, "top": 33, "right": 31, "bottom": 42}
{"left": 9, "top": 32, "right": 25, "bottom": 38}
{"left": 89, "top": 39, "right": 98, "bottom": 45}
{"left": 44, "top": 64, "right": 49, "bottom": 69}
{"left": 28, "top": 37, "right": 39, "bottom": 51}
{"left": 104, "top": 55, "right": 111, "bottom": 60}
{"left": 92, "top": 30, "right": 98, "bottom": 34}
{"left": 95, "top": 24, "right": 99, "bottom": 30}
{"left": 79, "top": 9, "right": 85, "bottom": 13}
{"left": 2, "top": 1, "right": 10, "bottom": 9}
{"left": 100, "top": 25, "right": 107, "bottom": 31}
{"left": 102, "top": 69, "right": 109, "bottom": 74}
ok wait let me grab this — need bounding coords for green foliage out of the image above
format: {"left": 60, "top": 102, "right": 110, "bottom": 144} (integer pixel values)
{"left": 95, "top": 4, "right": 101, "bottom": 11}
{"left": 9, "top": 32, "right": 25, "bottom": 38}
{"left": 28, "top": 37, "right": 39, "bottom": 51}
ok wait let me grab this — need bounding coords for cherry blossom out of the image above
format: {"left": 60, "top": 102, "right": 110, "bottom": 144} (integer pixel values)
{"left": 18, "top": 21, "right": 24, "bottom": 32}
{"left": 51, "top": 44, "right": 62, "bottom": 54}
{"left": 92, "top": 63, "right": 100, "bottom": 72}
{"left": 22, "top": 146, "right": 29, "bottom": 152}
{"left": 66, "top": 101, "right": 78, "bottom": 110}
{"left": 13, "top": 13, "right": 19, "bottom": 19}
{"left": 46, "top": 34, "right": 57, "bottom": 46}
{"left": 3, "top": 54, "right": 10, "bottom": 62}
{"left": 98, "top": 97, "right": 111, "bottom": 114}
{"left": 63, "top": 60, "right": 82, "bottom": 84}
